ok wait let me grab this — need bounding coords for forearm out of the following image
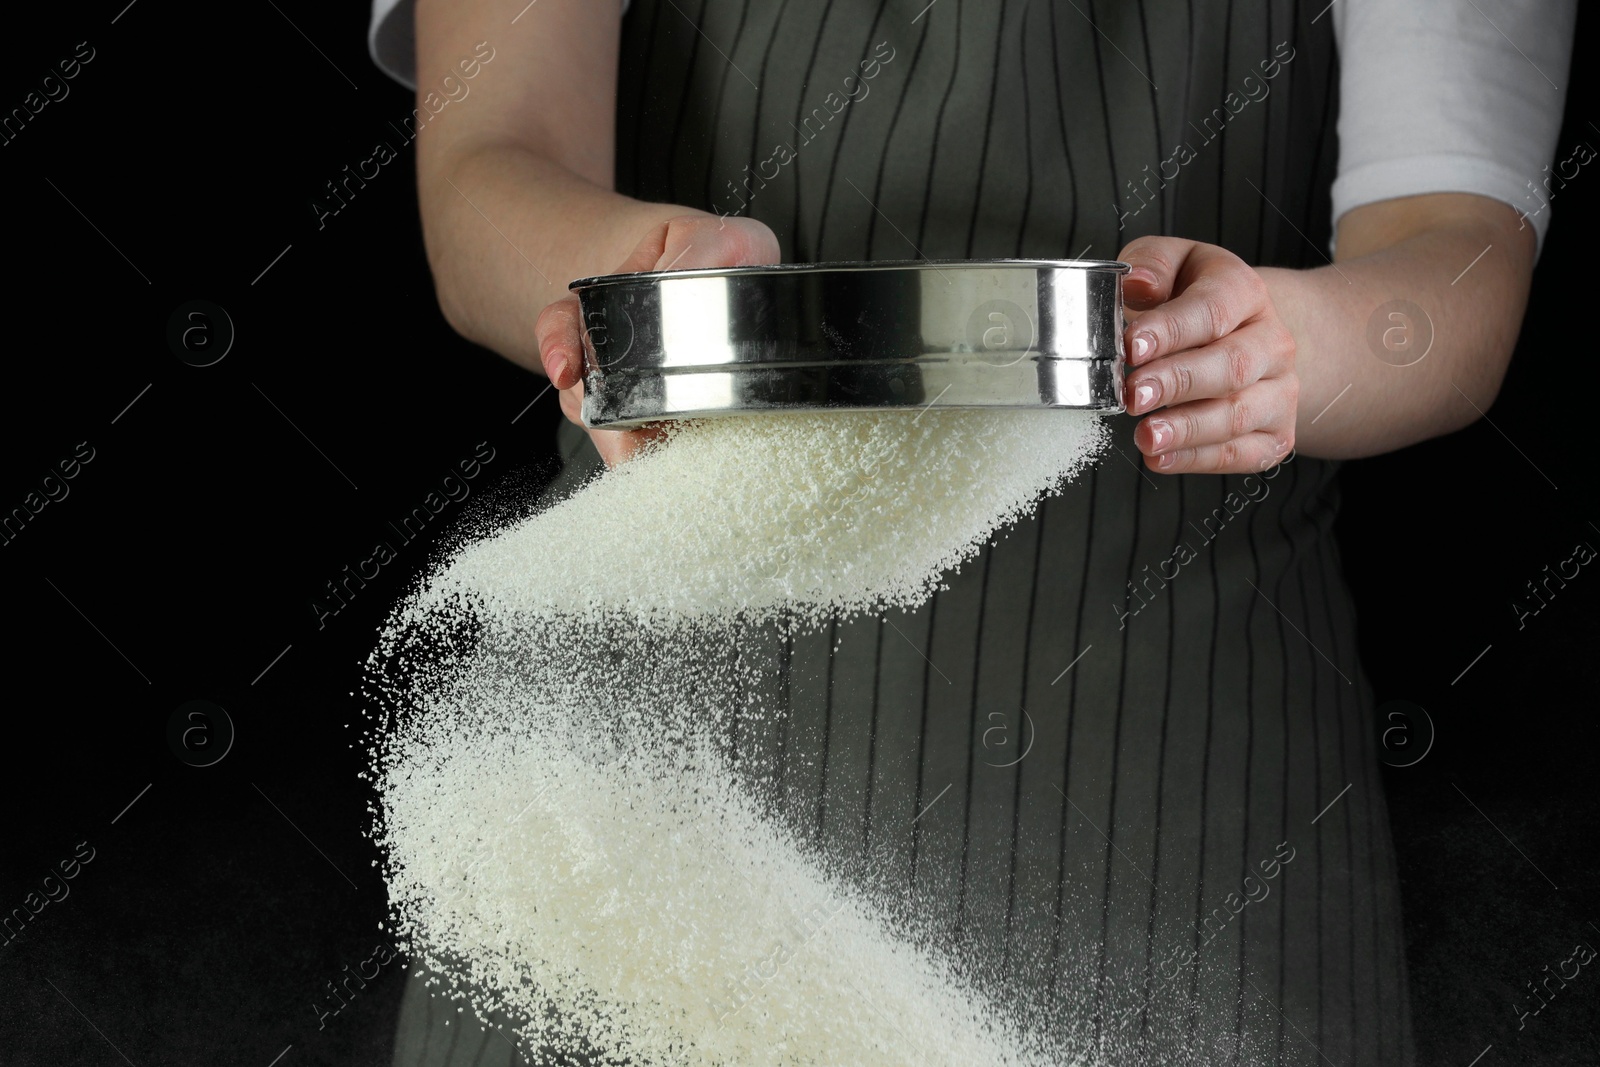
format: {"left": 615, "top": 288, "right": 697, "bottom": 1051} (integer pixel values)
{"left": 1264, "top": 193, "right": 1535, "bottom": 459}
{"left": 419, "top": 141, "right": 697, "bottom": 373}
{"left": 413, "top": 0, "right": 700, "bottom": 375}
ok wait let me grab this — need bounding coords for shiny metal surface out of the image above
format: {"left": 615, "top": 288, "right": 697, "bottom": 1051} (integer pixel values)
{"left": 571, "top": 259, "right": 1129, "bottom": 429}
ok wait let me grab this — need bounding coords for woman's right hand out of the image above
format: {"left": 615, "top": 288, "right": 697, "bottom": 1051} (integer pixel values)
{"left": 534, "top": 213, "right": 781, "bottom": 467}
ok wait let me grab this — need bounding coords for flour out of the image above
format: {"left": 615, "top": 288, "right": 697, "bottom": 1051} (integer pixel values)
{"left": 410, "top": 409, "right": 1106, "bottom": 627}
{"left": 368, "top": 408, "right": 1107, "bottom": 1065}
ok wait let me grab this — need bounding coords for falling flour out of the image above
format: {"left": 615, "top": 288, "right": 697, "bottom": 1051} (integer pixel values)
{"left": 411, "top": 408, "right": 1108, "bottom": 625}
{"left": 367, "top": 408, "right": 1109, "bottom": 1066}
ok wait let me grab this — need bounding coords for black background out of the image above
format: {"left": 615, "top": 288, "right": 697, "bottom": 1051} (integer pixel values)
{"left": 0, "top": 2, "right": 1594, "bottom": 1065}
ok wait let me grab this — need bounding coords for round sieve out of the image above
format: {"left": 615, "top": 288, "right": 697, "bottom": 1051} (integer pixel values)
{"left": 570, "top": 258, "right": 1130, "bottom": 429}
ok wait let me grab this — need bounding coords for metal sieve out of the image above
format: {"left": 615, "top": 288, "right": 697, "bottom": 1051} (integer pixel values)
{"left": 570, "top": 259, "right": 1130, "bottom": 429}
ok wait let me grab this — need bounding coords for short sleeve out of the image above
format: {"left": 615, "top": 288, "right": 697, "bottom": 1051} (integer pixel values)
{"left": 1331, "top": 0, "right": 1577, "bottom": 253}
{"left": 368, "top": 0, "right": 632, "bottom": 91}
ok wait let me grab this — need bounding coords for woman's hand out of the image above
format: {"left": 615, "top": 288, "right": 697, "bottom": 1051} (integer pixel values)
{"left": 534, "top": 213, "right": 781, "bottom": 467}
{"left": 1117, "top": 237, "right": 1298, "bottom": 474}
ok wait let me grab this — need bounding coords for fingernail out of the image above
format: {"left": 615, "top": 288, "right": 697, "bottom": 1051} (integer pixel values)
{"left": 1157, "top": 451, "right": 1176, "bottom": 470}
{"left": 1129, "top": 268, "right": 1160, "bottom": 288}
{"left": 1148, "top": 418, "right": 1172, "bottom": 452}
{"left": 1131, "top": 334, "right": 1150, "bottom": 360}
{"left": 1132, "top": 380, "right": 1160, "bottom": 414}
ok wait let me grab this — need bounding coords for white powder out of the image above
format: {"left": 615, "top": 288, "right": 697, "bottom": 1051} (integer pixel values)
{"left": 368, "top": 408, "right": 1107, "bottom": 1066}
{"left": 378, "top": 673, "right": 1059, "bottom": 1066}
{"left": 412, "top": 409, "right": 1107, "bottom": 626}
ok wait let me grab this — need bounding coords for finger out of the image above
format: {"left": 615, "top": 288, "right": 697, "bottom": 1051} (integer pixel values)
{"left": 590, "top": 423, "right": 665, "bottom": 468}
{"left": 535, "top": 295, "right": 585, "bottom": 389}
{"left": 1147, "top": 430, "right": 1295, "bottom": 475}
{"left": 1135, "top": 378, "right": 1297, "bottom": 457}
{"left": 558, "top": 379, "right": 585, "bottom": 427}
{"left": 559, "top": 377, "right": 663, "bottom": 469}
{"left": 1118, "top": 245, "right": 1269, "bottom": 367}
{"left": 588, "top": 428, "right": 633, "bottom": 468}
{"left": 1124, "top": 319, "right": 1295, "bottom": 415}
{"left": 1117, "top": 235, "right": 1196, "bottom": 312}
{"left": 1125, "top": 270, "right": 1270, "bottom": 366}
{"left": 560, "top": 382, "right": 627, "bottom": 466}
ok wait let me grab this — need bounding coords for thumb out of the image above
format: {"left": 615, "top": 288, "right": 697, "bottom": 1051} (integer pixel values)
{"left": 617, "top": 214, "right": 782, "bottom": 275}
{"left": 662, "top": 214, "right": 782, "bottom": 270}
{"left": 1117, "top": 235, "right": 1196, "bottom": 311}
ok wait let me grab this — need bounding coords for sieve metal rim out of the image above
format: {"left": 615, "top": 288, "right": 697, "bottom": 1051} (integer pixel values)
{"left": 571, "top": 258, "right": 1131, "bottom": 429}
{"left": 568, "top": 257, "right": 1132, "bottom": 288}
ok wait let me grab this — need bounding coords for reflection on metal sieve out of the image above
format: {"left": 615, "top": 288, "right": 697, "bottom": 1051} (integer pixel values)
{"left": 570, "top": 259, "right": 1130, "bottom": 429}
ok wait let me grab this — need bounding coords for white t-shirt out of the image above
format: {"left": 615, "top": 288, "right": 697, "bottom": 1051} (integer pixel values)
{"left": 1330, "top": 0, "right": 1575, "bottom": 250}
{"left": 368, "top": 0, "right": 1575, "bottom": 249}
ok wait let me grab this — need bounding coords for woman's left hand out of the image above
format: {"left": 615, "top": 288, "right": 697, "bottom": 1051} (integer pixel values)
{"left": 1117, "top": 236, "right": 1299, "bottom": 474}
